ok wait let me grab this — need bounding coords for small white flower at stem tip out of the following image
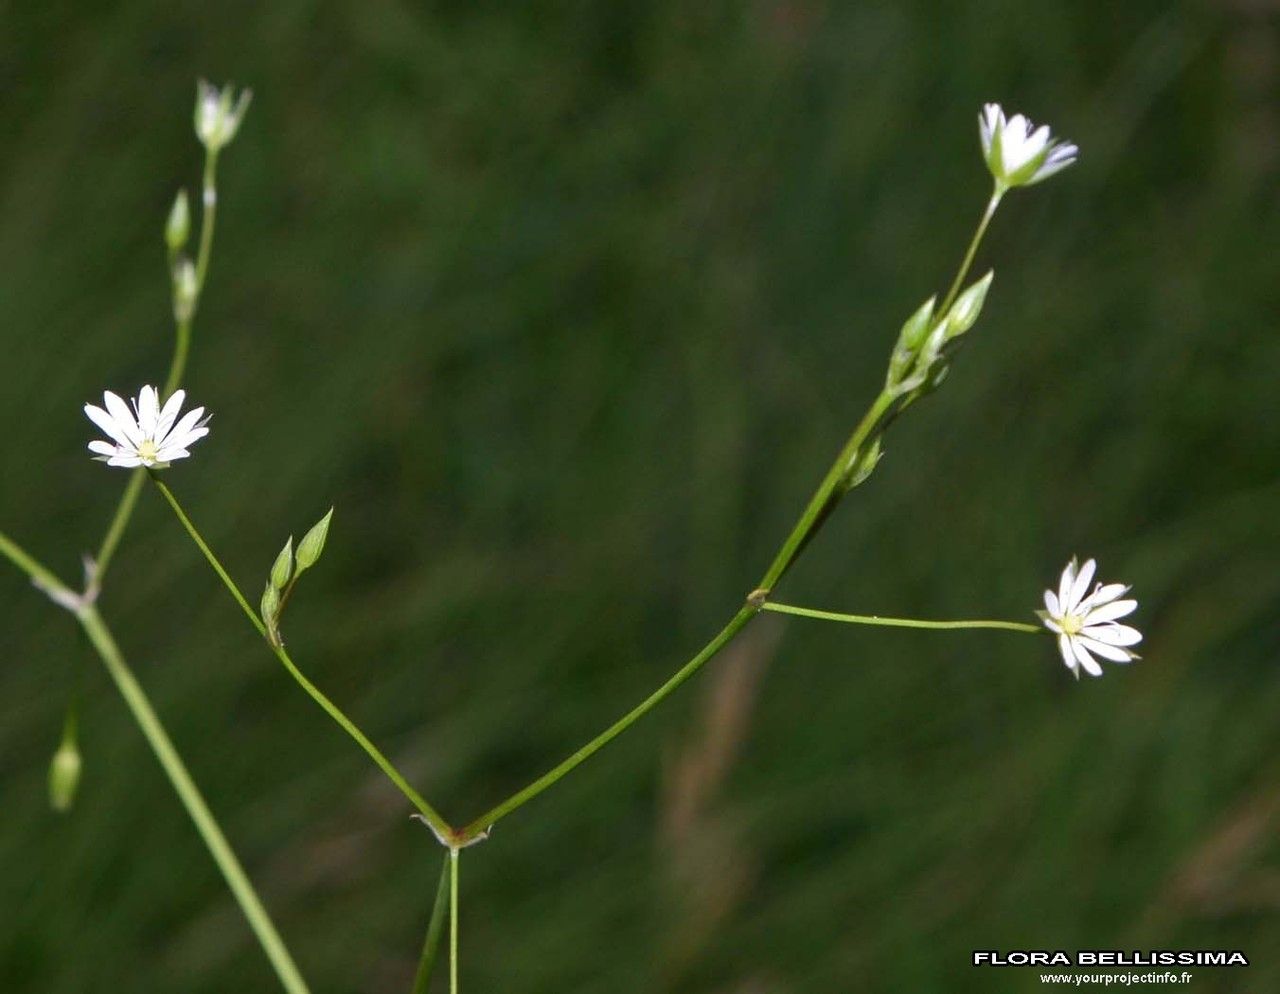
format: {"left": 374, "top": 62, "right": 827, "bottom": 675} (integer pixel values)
{"left": 1039, "top": 557, "right": 1141, "bottom": 678}
{"left": 194, "top": 79, "right": 251, "bottom": 152}
{"left": 979, "top": 102, "right": 1078, "bottom": 190}
{"left": 85, "top": 385, "right": 210, "bottom": 468}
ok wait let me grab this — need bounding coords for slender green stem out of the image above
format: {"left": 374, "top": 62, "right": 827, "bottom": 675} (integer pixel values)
{"left": 937, "top": 186, "right": 1003, "bottom": 320}
{"left": 193, "top": 150, "right": 219, "bottom": 293}
{"left": 761, "top": 600, "right": 1042, "bottom": 633}
{"left": 756, "top": 391, "right": 894, "bottom": 593}
{"left": 0, "top": 527, "right": 70, "bottom": 595}
{"left": 95, "top": 149, "right": 220, "bottom": 585}
{"left": 77, "top": 606, "right": 309, "bottom": 994}
{"left": 411, "top": 853, "right": 453, "bottom": 994}
{"left": 457, "top": 604, "right": 757, "bottom": 840}
{"left": 450, "top": 848, "right": 460, "bottom": 994}
{"left": 94, "top": 472, "right": 146, "bottom": 582}
{"left": 148, "top": 475, "right": 454, "bottom": 839}
{"left": 163, "top": 317, "right": 194, "bottom": 400}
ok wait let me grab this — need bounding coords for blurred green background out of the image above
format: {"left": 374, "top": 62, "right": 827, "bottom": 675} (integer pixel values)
{"left": 3, "top": 1, "right": 1279, "bottom": 991}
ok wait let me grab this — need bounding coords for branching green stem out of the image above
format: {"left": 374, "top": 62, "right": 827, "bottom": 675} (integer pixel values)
{"left": 77, "top": 606, "right": 310, "bottom": 994}
{"left": 938, "top": 185, "right": 1003, "bottom": 319}
{"left": 95, "top": 148, "right": 219, "bottom": 584}
{"left": 456, "top": 604, "right": 757, "bottom": 841}
{"left": 1, "top": 528, "right": 71, "bottom": 595}
{"left": 148, "top": 475, "right": 454, "bottom": 840}
{"left": 450, "top": 848, "right": 460, "bottom": 994}
{"left": 761, "top": 600, "right": 1042, "bottom": 633}
{"left": 411, "top": 853, "right": 453, "bottom": 994}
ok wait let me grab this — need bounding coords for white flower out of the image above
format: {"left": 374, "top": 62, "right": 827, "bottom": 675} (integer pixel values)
{"left": 979, "top": 103, "right": 1078, "bottom": 189}
{"left": 85, "top": 385, "right": 210, "bottom": 468}
{"left": 195, "top": 80, "right": 251, "bottom": 152}
{"left": 1040, "top": 558, "right": 1141, "bottom": 678}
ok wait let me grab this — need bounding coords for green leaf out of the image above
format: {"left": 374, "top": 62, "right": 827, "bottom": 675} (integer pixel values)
{"left": 295, "top": 507, "right": 334, "bottom": 573}
{"left": 270, "top": 536, "right": 293, "bottom": 591}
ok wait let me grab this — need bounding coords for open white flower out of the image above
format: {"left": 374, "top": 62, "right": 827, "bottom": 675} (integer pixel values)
{"left": 979, "top": 103, "right": 1078, "bottom": 189}
{"left": 85, "top": 385, "right": 210, "bottom": 468}
{"left": 1040, "top": 558, "right": 1141, "bottom": 678}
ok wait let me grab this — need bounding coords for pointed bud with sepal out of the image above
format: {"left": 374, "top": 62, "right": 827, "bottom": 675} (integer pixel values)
{"left": 270, "top": 537, "right": 293, "bottom": 591}
{"left": 295, "top": 508, "right": 334, "bottom": 574}
{"left": 886, "top": 296, "right": 936, "bottom": 388}
{"left": 165, "top": 190, "right": 190, "bottom": 253}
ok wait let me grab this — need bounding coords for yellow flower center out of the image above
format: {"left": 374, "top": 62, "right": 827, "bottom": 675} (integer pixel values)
{"left": 1060, "top": 614, "right": 1084, "bottom": 636}
{"left": 137, "top": 438, "right": 159, "bottom": 463}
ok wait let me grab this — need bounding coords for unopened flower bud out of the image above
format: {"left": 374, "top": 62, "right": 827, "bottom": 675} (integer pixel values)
{"left": 165, "top": 190, "right": 190, "bottom": 253}
{"left": 195, "top": 80, "right": 252, "bottom": 152}
{"left": 48, "top": 741, "right": 82, "bottom": 813}
{"left": 173, "top": 258, "right": 198, "bottom": 322}
{"left": 270, "top": 537, "right": 294, "bottom": 591}
{"left": 261, "top": 582, "right": 281, "bottom": 625}
{"left": 886, "top": 295, "right": 937, "bottom": 386}
{"left": 295, "top": 508, "right": 334, "bottom": 574}
{"left": 943, "top": 271, "right": 993, "bottom": 339}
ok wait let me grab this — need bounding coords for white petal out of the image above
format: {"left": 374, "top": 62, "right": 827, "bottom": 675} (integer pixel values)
{"left": 103, "top": 391, "right": 143, "bottom": 446}
{"left": 107, "top": 453, "right": 144, "bottom": 468}
{"left": 1043, "top": 589, "right": 1060, "bottom": 616}
{"left": 163, "top": 406, "right": 206, "bottom": 445}
{"left": 136, "top": 386, "right": 160, "bottom": 436}
{"left": 1082, "top": 623, "right": 1141, "bottom": 647}
{"left": 1042, "top": 617, "right": 1064, "bottom": 634}
{"left": 1057, "top": 560, "right": 1077, "bottom": 610}
{"left": 1070, "top": 638, "right": 1103, "bottom": 677}
{"left": 1083, "top": 599, "right": 1137, "bottom": 624}
{"left": 1068, "top": 558, "right": 1096, "bottom": 612}
{"left": 156, "top": 389, "right": 186, "bottom": 439}
{"left": 1077, "top": 636, "right": 1134, "bottom": 663}
{"left": 156, "top": 447, "right": 191, "bottom": 462}
{"left": 163, "top": 425, "right": 209, "bottom": 452}
{"left": 1029, "top": 143, "right": 1078, "bottom": 183}
{"left": 85, "top": 404, "right": 135, "bottom": 449}
{"left": 1086, "top": 583, "right": 1128, "bottom": 607}
{"left": 88, "top": 440, "right": 118, "bottom": 456}
{"left": 1057, "top": 633, "right": 1078, "bottom": 672}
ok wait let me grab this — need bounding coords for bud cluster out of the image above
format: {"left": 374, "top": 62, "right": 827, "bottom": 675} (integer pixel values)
{"left": 884, "top": 271, "right": 993, "bottom": 406}
{"left": 261, "top": 509, "right": 334, "bottom": 645}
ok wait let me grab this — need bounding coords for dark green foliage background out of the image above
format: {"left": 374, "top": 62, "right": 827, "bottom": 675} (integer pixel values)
{"left": 2, "top": 1, "right": 1278, "bottom": 991}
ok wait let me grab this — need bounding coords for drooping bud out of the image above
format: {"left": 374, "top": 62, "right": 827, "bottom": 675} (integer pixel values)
{"left": 165, "top": 190, "right": 191, "bottom": 253}
{"left": 48, "top": 741, "right": 82, "bottom": 813}
{"left": 295, "top": 508, "right": 334, "bottom": 574}
{"left": 270, "top": 537, "right": 294, "bottom": 591}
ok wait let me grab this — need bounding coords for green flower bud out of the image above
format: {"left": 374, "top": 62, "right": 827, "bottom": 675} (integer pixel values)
{"left": 841, "top": 437, "right": 883, "bottom": 492}
{"left": 49, "top": 742, "right": 82, "bottom": 813}
{"left": 270, "top": 537, "right": 293, "bottom": 591}
{"left": 260, "top": 581, "right": 280, "bottom": 626}
{"left": 165, "top": 190, "right": 190, "bottom": 253}
{"left": 295, "top": 508, "right": 334, "bottom": 574}
{"left": 173, "top": 258, "right": 198, "bottom": 323}
{"left": 943, "top": 271, "right": 993, "bottom": 339}
{"left": 886, "top": 296, "right": 937, "bottom": 387}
